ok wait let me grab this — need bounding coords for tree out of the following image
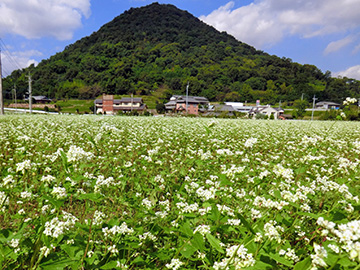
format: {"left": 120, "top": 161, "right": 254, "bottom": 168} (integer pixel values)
{"left": 224, "top": 91, "right": 241, "bottom": 102}
{"left": 156, "top": 103, "right": 165, "bottom": 114}
{"left": 292, "top": 99, "right": 308, "bottom": 119}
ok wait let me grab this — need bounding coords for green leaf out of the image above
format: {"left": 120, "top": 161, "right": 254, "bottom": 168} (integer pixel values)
{"left": 246, "top": 260, "right": 273, "bottom": 270}
{"left": 206, "top": 234, "right": 224, "bottom": 253}
{"left": 191, "top": 233, "right": 205, "bottom": 251}
{"left": 40, "top": 257, "right": 76, "bottom": 270}
{"left": 78, "top": 193, "right": 104, "bottom": 202}
{"left": 337, "top": 257, "right": 357, "bottom": 267}
{"left": 294, "top": 257, "right": 311, "bottom": 270}
{"left": 42, "top": 195, "right": 64, "bottom": 208}
{"left": 238, "top": 214, "right": 255, "bottom": 235}
{"left": 181, "top": 243, "right": 197, "bottom": 258}
{"left": 100, "top": 260, "right": 118, "bottom": 269}
{"left": 273, "top": 189, "right": 282, "bottom": 200}
{"left": 60, "top": 150, "right": 70, "bottom": 173}
{"left": 268, "top": 253, "right": 294, "bottom": 267}
{"left": 180, "top": 222, "right": 193, "bottom": 237}
{"left": 63, "top": 245, "right": 83, "bottom": 260}
{"left": 297, "top": 212, "right": 321, "bottom": 220}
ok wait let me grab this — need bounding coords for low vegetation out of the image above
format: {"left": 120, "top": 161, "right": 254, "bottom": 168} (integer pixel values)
{"left": 1, "top": 115, "right": 359, "bottom": 269}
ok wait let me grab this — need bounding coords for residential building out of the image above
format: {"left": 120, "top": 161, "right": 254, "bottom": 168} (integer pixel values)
{"left": 224, "top": 102, "right": 253, "bottom": 113}
{"left": 165, "top": 95, "right": 209, "bottom": 115}
{"left": 24, "top": 95, "right": 52, "bottom": 104}
{"left": 315, "top": 101, "right": 341, "bottom": 110}
{"left": 204, "top": 104, "right": 235, "bottom": 117}
{"left": 95, "top": 94, "right": 147, "bottom": 114}
{"left": 248, "top": 105, "right": 284, "bottom": 119}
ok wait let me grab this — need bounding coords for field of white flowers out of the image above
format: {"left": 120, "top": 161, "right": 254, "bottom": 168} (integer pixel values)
{"left": 0, "top": 115, "right": 359, "bottom": 269}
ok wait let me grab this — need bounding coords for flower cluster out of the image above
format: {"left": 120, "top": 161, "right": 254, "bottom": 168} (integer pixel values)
{"left": 43, "top": 211, "right": 78, "bottom": 238}
{"left": 66, "top": 145, "right": 94, "bottom": 163}
{"left": 343, "top": 97, "right": 357, "bottom": 105}
{"left": 317, "top": 217, "right": 360, "bottom": 261}
{"left": 102, "top": 222, "right": 134, "bottom": 238}
{"left": 213, "top": 244, "right": 255, "bottom": 270}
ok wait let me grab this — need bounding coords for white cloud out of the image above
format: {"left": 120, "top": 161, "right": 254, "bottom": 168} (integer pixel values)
{"left": 199, "top": 1, "right": 285, "bottom": 48}
{"left": 0, "top": 0, "right": 91, "bottom": 40}
{"left": 1, "top": 50, "right": 42, "bottom": 76}
{"left": 334, "top": 65, "right": 360, "bottom": 80}
{"left": 200, "top": 0, "right": 360, "bottom": 49}
{"left": 324, "top": 36, "right": 354, "bottom": 55}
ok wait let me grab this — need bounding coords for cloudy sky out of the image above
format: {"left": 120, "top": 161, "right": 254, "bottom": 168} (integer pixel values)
{"left": 0, "top": 0, "right": 360, "bottom": 80}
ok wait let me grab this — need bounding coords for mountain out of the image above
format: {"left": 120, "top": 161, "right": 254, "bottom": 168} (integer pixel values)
{"left": 3, "top": 2, "right": 360, "bottom": 103}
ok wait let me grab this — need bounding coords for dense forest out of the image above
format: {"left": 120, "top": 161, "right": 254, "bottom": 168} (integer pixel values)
{"left": 2, "top": 3, "right": 360, "bottom": 103}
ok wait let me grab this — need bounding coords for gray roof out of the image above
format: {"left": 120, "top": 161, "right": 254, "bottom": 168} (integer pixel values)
{"left": 95, "top": 97, "right": 144, "bottom": 104}
{"left": 170, "top": 95, "right": 209, "bottom": 104}
{"left": 119, "top": 97, "right": 143, "bottom": 103}
{"left": 208, "top": 104, "right": 235, "bottom": 112}
{"left": 316, "top": 101, "right": 341, "bottom": 106}
{"left": 25, "top": 95, "right": 51, "bottom": 101}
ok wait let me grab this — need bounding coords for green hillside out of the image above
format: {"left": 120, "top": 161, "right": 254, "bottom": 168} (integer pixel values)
{"left": 2, "top": 2, "right": 360, "bottom": 103}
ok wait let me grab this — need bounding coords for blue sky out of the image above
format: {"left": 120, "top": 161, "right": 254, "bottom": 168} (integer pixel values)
{"left": 1, "top": 0, "right": 360, "bottom": 80}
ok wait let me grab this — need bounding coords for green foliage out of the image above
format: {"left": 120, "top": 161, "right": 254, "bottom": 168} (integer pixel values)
{"left": 292, "top": 99, "right": 309, "bottom": 119}
{"left": 155, "top": 103, "right": 166, "bottom": 114}
{"left": 2, "top": 3, "right": 360, "bottom": 103}
{"left": 1, "top": 116, "right": 360, "bottom": 269}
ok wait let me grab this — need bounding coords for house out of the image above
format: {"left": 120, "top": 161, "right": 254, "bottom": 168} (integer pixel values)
{"left": 95, "top": 94, "right": 147, "bottom": 114}
{"left": 224, "top": 102, "right": 253, "bottom": 113}
{"left": 248, "top": 105, "right": 284, "bottom": 119}
{"left": 315, "top": 101, "right": 341, "bottom": 110}
{"left": 165, "top": 95, "right": 209, "bottom": 115}
{"left": 24, "top": 96, "right": 52, "bottom": 104}
{"left": 204, "top": 104, "right": 236, "bottom": 117}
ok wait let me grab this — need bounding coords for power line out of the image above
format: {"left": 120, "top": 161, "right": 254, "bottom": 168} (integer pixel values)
{"left": 0, "top": 49, "right": 4, "bottom": 115}
{"left": 0, "top": 38, "right": 23, "bottom": 72}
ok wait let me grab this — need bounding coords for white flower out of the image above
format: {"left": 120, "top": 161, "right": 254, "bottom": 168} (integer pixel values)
{"left": 139, "top": 232, "right": 157, "bottom": 242}
{"left": 93, "top": 210, "right": 106, "bottom": 226}
{"left": 1, "top": 175, "right": 15, "bottom": 188}
{"left": 51, "top": 186, "right": 67, "bottom": 199}
{"left": 142, "top": 198, "right": 154, "bottom": 210}
{"left": 15, "top": 160, "right": 32, "bottom": 174}
{"left": 165, "top": 258, "right": 184, "bottom": 270}
{"left": 102, "top": 222, "right": 134, "bottom": 238}
{"left": 194, "top": 225, "right": 211, "bottom": 236}
{"left": 108, "top": 244, "right": 119, "bottom": 255}
{"left": 43, "top": 211, "right": 78, "bottom": 238}
{"left": 244, "top": 137, "right": 258, "bottom": 148}
{"left": 41, "top": 175, "right": 56, "bottom": 185}
{"left": 343, "top": 97, "right": 357, "bottom": 105}
{"left": 311, "top": 243, "right": 327, "bottom": 268}
{"left": 66, "top": 145, "right": 94, "bottom": 163}
{"left": 226, "top": 219, "right": 241, "bottom": 226}
{"left": 40, "top": 246, "right": 51, "bottom": 257}
{"left": 9, "top": 238, "right": 20, "bottom": 248}
{"left": 20, "top": 191, "right": 32, "bottom": 199}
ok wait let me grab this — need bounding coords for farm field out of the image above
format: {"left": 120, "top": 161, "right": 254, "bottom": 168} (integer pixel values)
{"left": 0, "top": 115, "right": 359, "bottom": 269}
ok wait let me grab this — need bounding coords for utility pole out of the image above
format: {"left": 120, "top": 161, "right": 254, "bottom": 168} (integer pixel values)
{"left": 279, "top": 100, "right": 281, "bottom": 108}
{"left": 185, "top": 82, "right": 189, "bottom": 115}
{"left": 26, "top": 72, "right": 32, "bottom": 114}
{"left": 311, "top": 95, "right": 317, "bottom": 121}
{"left": 131, "top": 93, "right": 133, "bottom": 112}
{"left": 0, "top": 49, "right": 4, "bottom": 115}
{"left": 13, "top": 84, "right": 17, "bottom": 113}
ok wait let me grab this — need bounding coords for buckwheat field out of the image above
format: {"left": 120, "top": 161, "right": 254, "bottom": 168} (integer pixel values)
{"left": 1, "top": 115, "right": 359, "bottom": 269}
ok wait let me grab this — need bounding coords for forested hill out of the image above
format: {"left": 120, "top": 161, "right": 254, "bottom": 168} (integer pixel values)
{"left": 3, "top": 2, "right": 360, "bottom": 103}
